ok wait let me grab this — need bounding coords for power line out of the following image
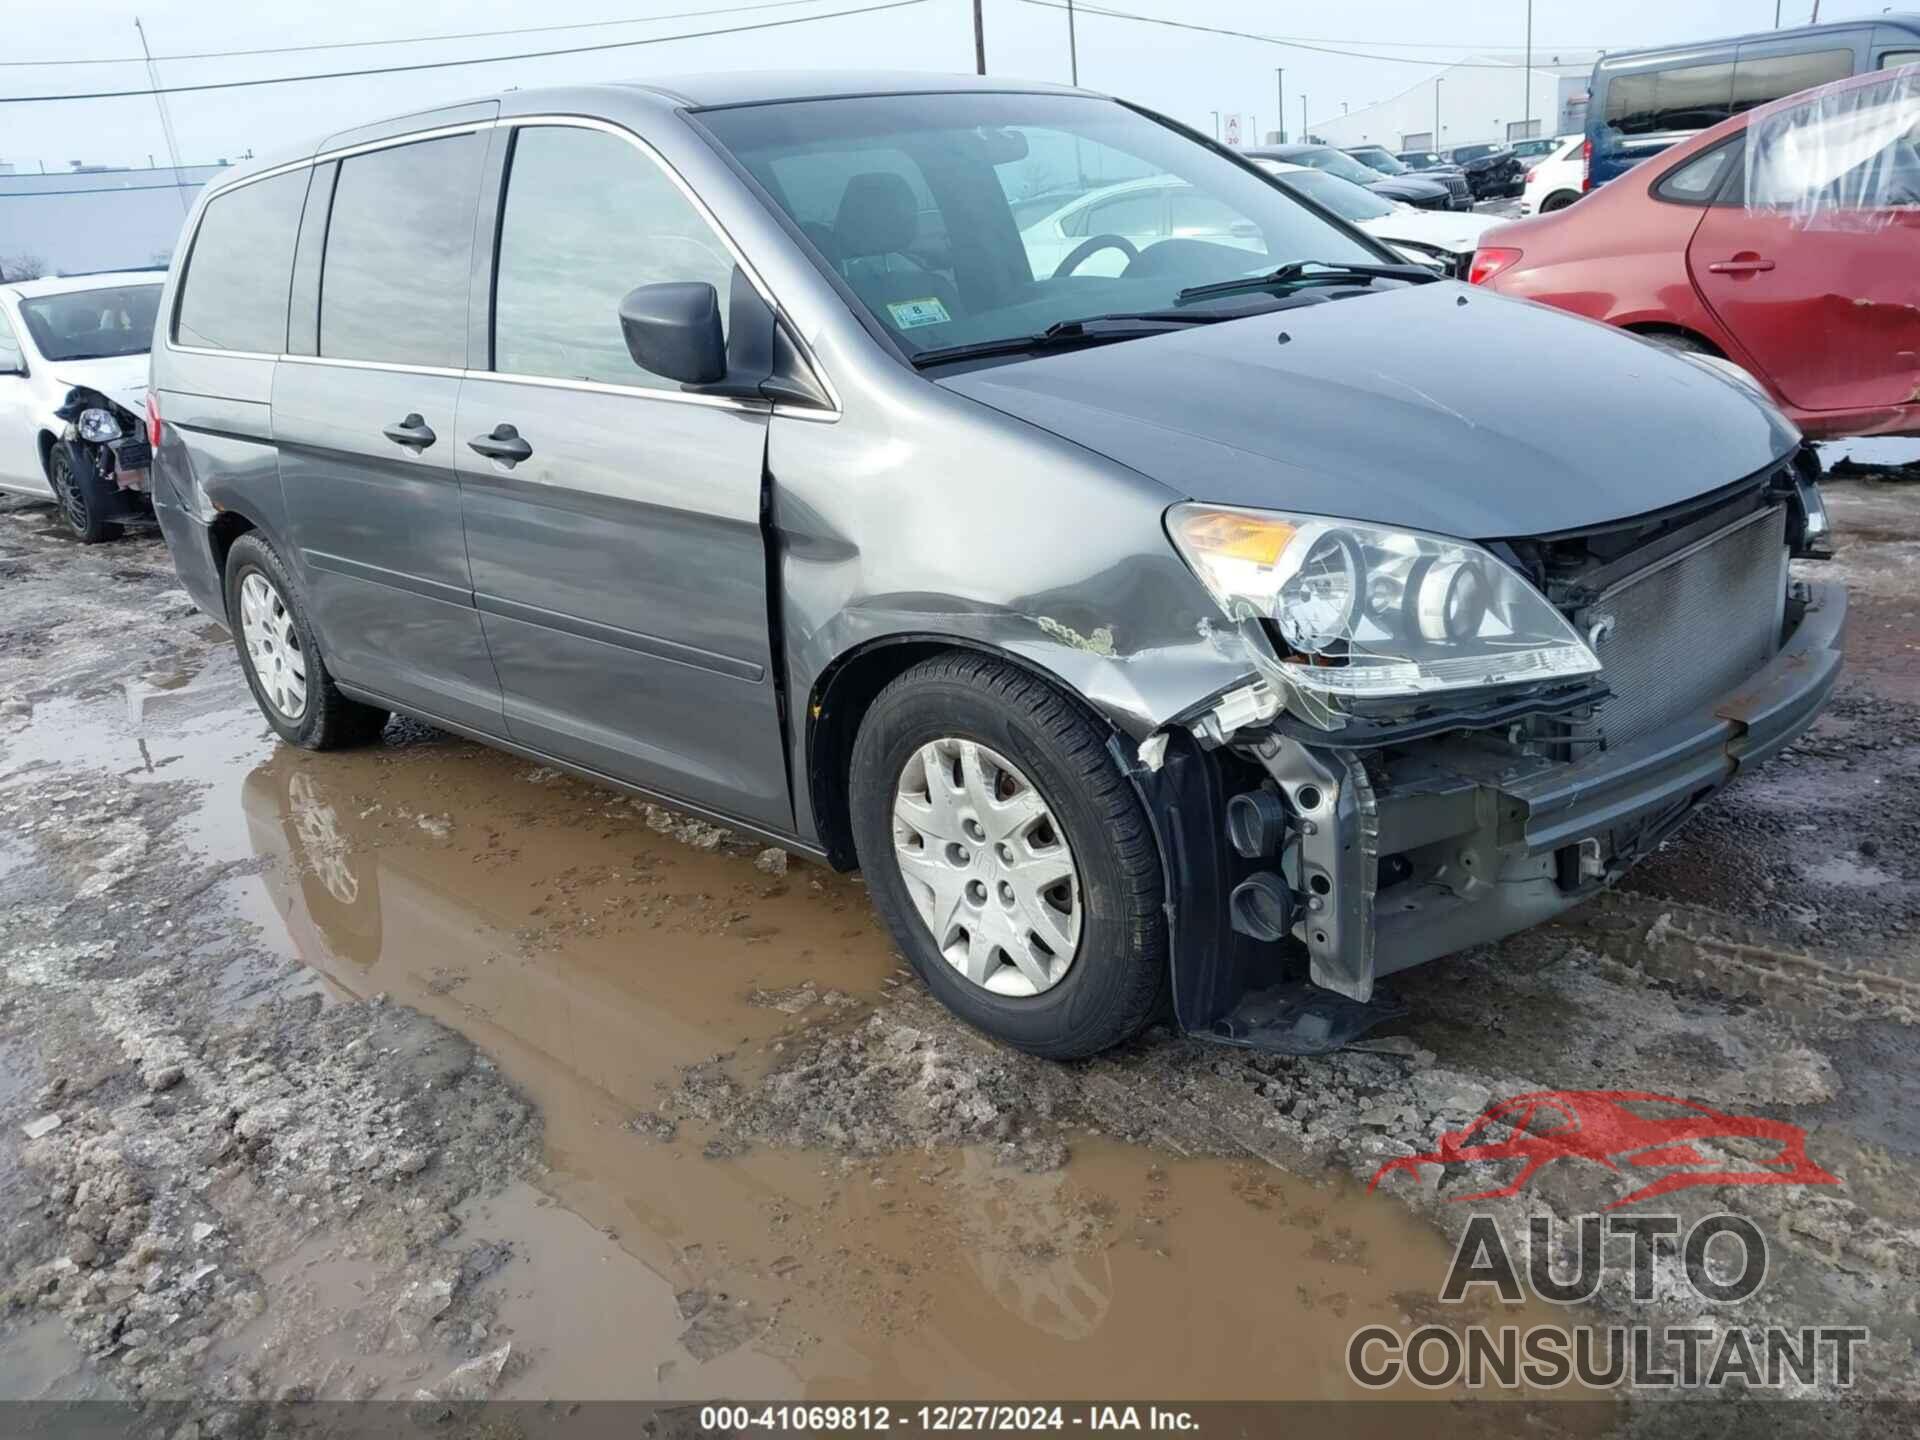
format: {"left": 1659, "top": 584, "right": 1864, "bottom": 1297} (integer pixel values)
{"left": 0, "top": 0, "right": 930, "bottom": 104}
{"left": 1016, "top": 0, "right": 1600, "bottom": 71}
{"left": 0, "top": 0, "right": 846, "bottom": 68}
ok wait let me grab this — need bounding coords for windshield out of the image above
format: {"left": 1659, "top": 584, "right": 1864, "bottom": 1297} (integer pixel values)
{"left": 1264, "top": 166, "right": 1398, "bottom": 221}
{"left": 1400, "top": 151, "right": 1443, "bottom": 167}
{"left": 18, "top": 284, "right": 161, "bottom": 362}
{"left": 700, "top": 93, "right": 1380, "bottom": 359}
{"left": 1347, "top": 148, "right": 1409, "bottom": 174}
{"left": 1452, "top": 145, "right": 1502, "bottom": 162}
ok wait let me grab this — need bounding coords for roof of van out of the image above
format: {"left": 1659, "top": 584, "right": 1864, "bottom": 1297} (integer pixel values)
{"left": 1595, "top": 12, "right": 1920, "bottom": 70}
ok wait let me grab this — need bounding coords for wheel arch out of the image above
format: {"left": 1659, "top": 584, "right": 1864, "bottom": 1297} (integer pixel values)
{"left": 36, "top": 430, "right": 58, "bottom": 480}
{"left": 804, "top": 634, "right": 1125, "bottom": 872}
{"left": 1621, "top": 320, "right": 1727, "bottom": 357}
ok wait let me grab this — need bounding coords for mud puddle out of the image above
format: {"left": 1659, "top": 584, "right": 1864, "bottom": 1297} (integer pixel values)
{"left": 4, "top": 651, "right": 1588, "bottom": 1401}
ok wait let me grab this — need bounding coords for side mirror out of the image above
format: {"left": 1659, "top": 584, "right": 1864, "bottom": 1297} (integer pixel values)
{"left": 619, "top": 282, "right": 726, "bottom": 386}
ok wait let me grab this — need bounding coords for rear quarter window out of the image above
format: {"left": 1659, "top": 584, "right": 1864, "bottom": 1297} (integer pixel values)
{"left": 174, "top": 169, "right": 309, "bottom": 354}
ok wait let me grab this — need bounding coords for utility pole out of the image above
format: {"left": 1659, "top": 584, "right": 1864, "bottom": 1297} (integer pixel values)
{"left": 1275, "top": 68, "right": 1285, "bottom": 143}
{"left": 1435, "top": 77, "right": 1443, "bottom": 146}
{"left": 1210, "top": 110, "right": 1220, "bottom": 139}
{"left": 1065, "top": 0, "right": 1078, "bottom": 85}
{"left": 1523, "top": 0, "right": 1533, "bottom": 139}
{"left": 1774, "top": 1, "right": 1782, "bottom": 24}
{"left": 1300, "top": 94, "right": 1307, "bottom": 142}
{"left": 973, "top": 0, "right": 986, "bottom": 75}
{"left": 134, "top": 16, "right": 191, "bottom": 218}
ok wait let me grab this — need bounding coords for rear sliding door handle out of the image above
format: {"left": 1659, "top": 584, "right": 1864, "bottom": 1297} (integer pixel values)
{"left": 468, "top": 423, "right": 532, "bottom": 464}
{"left": 382, "top": 413, "right": 436, "bottom": 450}
{"left": 1707, "top": 257, "right": 1775, "bottom": 274}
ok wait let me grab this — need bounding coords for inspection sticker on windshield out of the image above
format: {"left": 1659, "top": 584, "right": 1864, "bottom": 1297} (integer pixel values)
{"left": 887, "top": 297, "right": 951, "bottom": 329}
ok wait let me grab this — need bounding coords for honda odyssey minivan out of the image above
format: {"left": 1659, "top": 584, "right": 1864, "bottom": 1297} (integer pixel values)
{"left": 150, "top": 74, "right": 1844, "bottom": 1059}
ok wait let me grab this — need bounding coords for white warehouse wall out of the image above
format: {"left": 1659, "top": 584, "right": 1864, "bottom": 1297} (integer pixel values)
{"left": 1307, "top": 58, "right": 1596, "bottom": 151}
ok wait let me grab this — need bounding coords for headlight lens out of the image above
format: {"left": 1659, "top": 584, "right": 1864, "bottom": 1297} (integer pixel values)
{"left": 1168, "top": 504, "right": 1601, "bottom": 699}
{"left": 77, "top": 407, "right": 122, "bottom": 443}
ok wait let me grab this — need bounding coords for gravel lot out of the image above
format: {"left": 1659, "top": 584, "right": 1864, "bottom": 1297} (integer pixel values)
{"left": 2, "top": 453, "right": 1919, "bottom": 1431}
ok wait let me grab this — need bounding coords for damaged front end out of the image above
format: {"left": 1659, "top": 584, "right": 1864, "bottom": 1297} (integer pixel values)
{"left": 52, "top": 385, "right": 158, "bottom": 528}
{"left": 1132, "top": 451, "right": 1843, "bottom": 1055}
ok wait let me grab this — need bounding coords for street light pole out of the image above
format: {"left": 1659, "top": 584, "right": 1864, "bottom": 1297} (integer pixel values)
{"left": 1275, "top": 68, "right": 1284, "bottom": 144}
{"left": 1210, "top": 110, "right": 1220, "bottom": 140}
{"left": 973, "top": 0, "right": 986, "bottom": 75}
{"left": 1066, "top": 0, "right": 1078, "bottom": 85}
{"left": 1435, "top": 77, "right": 1443, "bottom": 146}
{"left": 1523, "top": 0, "right": 1533, "bottom": 138}
{"left": 1300, "top": 94, "right": 1307, "bottom": 141}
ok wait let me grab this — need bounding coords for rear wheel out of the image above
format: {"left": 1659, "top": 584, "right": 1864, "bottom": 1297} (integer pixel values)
{"left": 49, "top": 442, "right": 121, "bottom": 545}
{"left": 1540, "top": 190, "right": 1579, "bottom": 213}
{"left": 850, "top": 653, "right": 1167, "bottom": 1059}
{"left": 224, "top": 532, "right": 389, "bottom": 750}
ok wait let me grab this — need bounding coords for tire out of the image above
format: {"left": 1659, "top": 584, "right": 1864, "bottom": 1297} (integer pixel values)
{"left": 223, "top": 532, "right": 389, "bottom": 750}
{"left": 850, "top": 653, "right": 1168, "bottom": 1059}
{"left": 1642, "top": 331, "right": 1710, "bottom": 356}
{"left": 49, "top": 442, "right": 121, "bottom": 545}
{"left": 1540, "top": 191, "right": 1578, "bottom": 213}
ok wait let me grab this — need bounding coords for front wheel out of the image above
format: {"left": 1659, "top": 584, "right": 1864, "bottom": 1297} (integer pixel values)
{"left": 49, "top": 442, "right": 121, "bottom": 545}
{"left": 224, "top": 532, "right": 389, "bottom": 750}
{"left": 850, "top": 653, "right": 1168, "bottom": 1059}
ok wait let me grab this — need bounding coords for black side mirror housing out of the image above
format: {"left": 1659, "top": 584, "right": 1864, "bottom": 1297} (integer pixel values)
{"left": 619, "top": 282, "right": 726, "bottom": 386}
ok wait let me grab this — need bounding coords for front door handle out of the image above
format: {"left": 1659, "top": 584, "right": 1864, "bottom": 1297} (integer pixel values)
{"left": 382, "top": 413, "right": 436, "bottom": 450}
{"left": 468, "top": 423, "right": 532, "bottom": 465}
{"left": 1707, "top": 255, "right": 1775, "bottom": 275}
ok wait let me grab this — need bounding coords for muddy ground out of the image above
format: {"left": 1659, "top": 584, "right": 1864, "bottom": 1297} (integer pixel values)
{"left": 3, "top": 457, "right": 1920, "bottom": 1433}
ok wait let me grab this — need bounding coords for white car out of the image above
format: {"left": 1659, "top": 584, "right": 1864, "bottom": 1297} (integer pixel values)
{"left": 1520, "top": 135, "right": 1586, "bottom": 216}
{"left": 1250, "top": 161, "right": 1500, "bottom": 272}
{"left": 0, "top": 271, "right": 161, "bottom": 540}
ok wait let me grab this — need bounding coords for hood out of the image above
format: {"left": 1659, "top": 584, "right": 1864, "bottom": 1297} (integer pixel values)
{"left": 1361, "top": 207, "right": 1501, "bottom": 256}
{"left": 1370, "top": 175, "right": 1447, "bottom": 203}
{"left": 53, "top": 354, "right": 149, "bottom": 417}
{"left": 938, "top": 283, "right": 1800, "bottom": 540}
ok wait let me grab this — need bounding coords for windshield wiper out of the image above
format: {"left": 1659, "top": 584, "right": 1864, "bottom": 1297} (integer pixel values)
{"left": 907, "top": 311, "right": 1229, "bottom": 369}
{"left": 1176, "top": 259, "right": 1440, "bottom": 305}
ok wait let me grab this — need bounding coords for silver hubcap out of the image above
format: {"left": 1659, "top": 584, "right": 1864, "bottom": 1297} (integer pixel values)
{"left": 239, "top": 572, "right": 308, "bottom": 721}
{"left": 891, "top": 738, "right": 1082, "bottom": 997}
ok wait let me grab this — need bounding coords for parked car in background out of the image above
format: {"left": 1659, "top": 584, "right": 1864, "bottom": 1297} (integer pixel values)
{"left": 0, "top": 271, "right": 162, "bottom": 541}
{"left": 1018, "top": 174, "right": 1266, "bottom": 277}
{"left": 1508, "top": 135, "right": 1567, "bottom": 169}
{"left": 1246, "top": 143, "right": 1461, "bottom": 209}
{"left": 1444, "top": 143, "right": 1525, "bottom": 198}
{"left": 1340, "top": 144, "right": 1474, "bottom": 208}
{"left": 1519, "top": 134, "right": 1588, "bottom": 214}
{"left": 150, "top": 74, "right": 1841, "bottom": 1062}
{"left": 1586, "top": 12, "right": 1920, "bottom": 187}
{"left": 1252, "top": 160, "right": 1499, "bottom": 274}
{"left": 1476, "top": 66, "right": 1920, "bottom": 439}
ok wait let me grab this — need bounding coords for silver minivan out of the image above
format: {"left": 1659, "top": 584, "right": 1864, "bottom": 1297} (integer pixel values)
{"left": 150, "top": 74, "right": 1843, "bottom": 1059}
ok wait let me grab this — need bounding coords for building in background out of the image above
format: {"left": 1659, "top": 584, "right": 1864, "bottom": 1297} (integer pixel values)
{"left": 1305, "top": 52, "right": 1600, "bottom": 152}
{"left": 0, "top": 162, "right": 228, "bottom": 279}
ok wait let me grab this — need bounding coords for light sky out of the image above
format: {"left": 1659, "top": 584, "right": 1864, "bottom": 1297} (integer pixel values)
{"left": 0, "top": 0, "right": 1892, "bottom": 172}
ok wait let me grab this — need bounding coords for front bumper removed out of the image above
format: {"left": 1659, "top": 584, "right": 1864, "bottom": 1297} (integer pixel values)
{"left": 1129, "top": 580, "right": 1846, "bottom": 1055}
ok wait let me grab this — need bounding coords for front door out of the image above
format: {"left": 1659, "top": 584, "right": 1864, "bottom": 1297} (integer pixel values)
{"left": 273, "top": 128, "right": 504, "bottom": 735}
{"left": 454, "top": 120, "right": 791, "bottom": 829}
{"left": 1692, "top": 75, "right": 1920, "bottom": 415}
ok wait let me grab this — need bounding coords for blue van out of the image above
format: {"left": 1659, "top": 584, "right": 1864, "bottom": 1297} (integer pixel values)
{"left": 1586, "top": 14, "right": 1920, "bottom": 186}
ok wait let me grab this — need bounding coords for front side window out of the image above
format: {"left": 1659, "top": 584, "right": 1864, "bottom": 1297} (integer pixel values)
{"left": 1731, "top": 48, "right": 1854, "bottom": 114}
{"left": 0, "top": 309, "right": 24, "bottom": 372}
{"left": 319, "top": 133, "right": 485, "bottom": 369}
{"left": 492, "top": 125, "right": 736, "bottom": 388}
{"left": 19, "top": 284, "right": 162, "bottom": 362}
{"left": 175, "top": 169, "right": 308, "bottom": 353}
{"left": 1605, "top": 61, "right": 1737, "bottom": 136}
{"left": 701, "top": 94, "right": 1378, "bottom": 358}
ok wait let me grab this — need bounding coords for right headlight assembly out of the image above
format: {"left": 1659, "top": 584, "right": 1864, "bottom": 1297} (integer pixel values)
{"left": 1168, "top": 504, "right": 1601, "bottom": 700}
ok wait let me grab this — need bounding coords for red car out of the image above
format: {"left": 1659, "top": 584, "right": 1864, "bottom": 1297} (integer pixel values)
{"left": 1471, "top": 66, "right": 1920, "bottom": 439}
